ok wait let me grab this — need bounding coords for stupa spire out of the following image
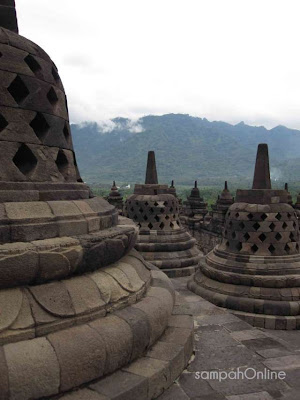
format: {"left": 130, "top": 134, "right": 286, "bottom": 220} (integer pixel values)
{"left": 252, "top": 143, "right": 271, "bottom": 190}
{"left": 224, "top": 181, "right": 228, "bottom": 190}
{"left": 0, "top": 0, "right": 18, "bottom": 33}
{"left": 145, "top": 150, "right": 158, "bottom": 184}
{"left": 195, "top": 180, "right": 197, "bottom": 188}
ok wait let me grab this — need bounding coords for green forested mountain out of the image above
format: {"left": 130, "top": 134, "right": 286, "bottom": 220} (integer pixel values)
{"left": 71, "top": 114, "right": 300, "bottom": 186}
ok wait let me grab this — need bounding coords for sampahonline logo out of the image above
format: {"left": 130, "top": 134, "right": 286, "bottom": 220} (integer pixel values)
{"left": 195, "top": 368, "right": 286, "bottom": 382}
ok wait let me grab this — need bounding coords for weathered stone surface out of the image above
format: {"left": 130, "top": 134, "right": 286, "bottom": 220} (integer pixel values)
{"left": 48, "top": 324, "right": 106, "bottom": 391}
{"left": 60, "top": 389, "right": 109, "bottom": 400}
{"left": 89, "top": 315, "right": 133, "bottom": 374}
{"left": 0, "top": 347, "right": 9, "bottom": 400}
{"left": 0, "top": 288, "right": 23, "bottom": 332}
{"left": 4, "top": 337, "right": 60, "bottom": 399}
{"left": 90, "top": 370, "right": 148, "bottom": 400}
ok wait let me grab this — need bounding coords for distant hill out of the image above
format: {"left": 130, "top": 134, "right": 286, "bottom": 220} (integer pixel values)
{"left": 71, "top": 114, "right": 300, "bottom": 186}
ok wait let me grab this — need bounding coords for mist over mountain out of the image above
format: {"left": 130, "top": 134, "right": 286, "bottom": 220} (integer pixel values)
{"left": 71, "top": 114, "right": 300, "bottom": 186}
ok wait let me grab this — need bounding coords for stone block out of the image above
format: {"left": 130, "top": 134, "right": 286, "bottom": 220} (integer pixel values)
{"left": 4, "top": 337, "right": 60, "bottom": 399}
{"left": 89, "top": 315, "right": 133, "bottom": 374}
{"left": 0, "top": 288, "right": 23, "bottom": 333}
{"left": 64, "top": 276, "right": 104, "bottom": 315}
{"left": 5, "top": 201, "right": 54, "bottom": 221}
{"left": 90, "top": 270, "right": 128, "bottom": 304}
{"left": 48, "top": 324, "right": 106, "bottom": 391}
{"left": 115, "top": 306, "right": 151, "bottom": 360}
{"left": 61, "top": 389, "right": 109, "bottom": 400}
{"left": 90, "top": 370, "right": 147, "bottom": 400}
{"left": 57, "top": 219, "right": 88, "bottom": 237}
{"left": 0, "top": 347, "right": 9, "bottom": 400}
{"left": 123, "top": 356, "right": 170, "bottom": 398}
{"left": 38, "top": 250, "right": 71, "bottom": 282}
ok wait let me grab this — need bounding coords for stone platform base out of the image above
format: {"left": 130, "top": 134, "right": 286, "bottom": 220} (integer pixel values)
{"left": 59, "top": 298, "right": 194, "bottom": 400}
{"left": 162, "top": 264, "right": 200, "bottom": 278}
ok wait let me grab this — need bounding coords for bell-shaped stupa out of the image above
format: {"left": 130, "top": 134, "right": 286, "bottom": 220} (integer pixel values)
{"left": 125, "top": 151, "right": 202, "bottom": 277}
{"left": 189, "top": 144, "right": 300, "bottom": 330}
{"left": 0, "top": 3, "right": 193, "bottom": 398}
{"left": 182, "top": 181, "right": 208, "bottom": 218}
{"left": 106, "top": 180, "right": 123, "bottom": 213}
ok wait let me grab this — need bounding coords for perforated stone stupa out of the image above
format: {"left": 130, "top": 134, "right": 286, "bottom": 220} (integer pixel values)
{"left": 0, "top": 3, "right": 193, "bottom": 399}
{"left": 182, "top": 181, "right": 208, "bottom": 219}
{"left": 188, "top": 144, "right": 300, "bottom": 330}
{"left": 125, "top": 151, "right": 202, "bottom": 277}
{"left": 106, "top": 180, "right": 123, "bottom": 213}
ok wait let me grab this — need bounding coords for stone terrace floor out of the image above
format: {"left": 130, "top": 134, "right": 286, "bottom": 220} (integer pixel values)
{"left": 158, "top": 277, "right": 300, "bottom": 400}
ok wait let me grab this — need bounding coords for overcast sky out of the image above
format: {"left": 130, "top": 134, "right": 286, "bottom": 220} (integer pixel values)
{"left": 17, "top": 0, "right": 300, "bottom": 129}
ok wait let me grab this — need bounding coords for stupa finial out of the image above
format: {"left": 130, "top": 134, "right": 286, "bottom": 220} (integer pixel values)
{"left": 252, "top": 143, "right": 271, "bottom": 190}
{"left": 224, "top": 181, "right": 228, "bottom": 190}
{"left": 195, "top": 180, "right": 197, "bottom": 188}
{"left": 285, "top": 182, "right": 288, "bottom": 191}
{"left": 171, "top": 180, "right": 174, "bottom": 188}
{"left": 145, "top": 151, "right": 158, "bottom": 184}
{"left": 0, "top": 0, "right": 18, "bottom": 33}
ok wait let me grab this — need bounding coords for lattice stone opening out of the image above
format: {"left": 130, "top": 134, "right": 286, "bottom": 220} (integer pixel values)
{"left": 149, "top": 208, "right": 154, "bottom": 214}
{"left": 154, "top": 202, "right": 159, "bottom": 206}
{"left": 276, "top": 213, "right": 282, "bottom": 221}
{"left": 287, "top": 213, "right": 292, "bottom": 219}
{"left": 52, "top": 66, "right": 60, "bottom": 82}
{"left": 268, "top": 244, "right": 276, "bottom": 254}
{"left": 30, "top": 112, "right": 49, "bottom": 141}
{"left": 275, "top": 233, "right": 282, "bottom": 241}
{"left": 143, "top": 215, "right": 148, "bottom": 221}
{"left": 232, "top": 232, "right": 236, "bottom": 239}
{"left": 261, "top": 213, "right": 268, "bottom": 221}
{"left": 13, "top": 144, "right": 37, "bottom": 176}
{"left": 24, "top": 54, "right": 42, "bottom": 76}
{"left": 55, "top": 149, "right": 68, "bottom": 178}
{"left": 259, "top": 233, "right": 267, "bottom": 242}
{"left": 165, "top": 215, "right": 170, "bottom": 220}
{"left": 229, "top": 221, "right": 233, "bottom": 227}
{"left": 244, "top": 232, "right": 250, "bottom": 241}
{"left": 282, "top": 222, "right": 288, "bottom": 229}
{"left": 154, "top": 215, "right": 160, "bottom": 222}
{"left": 133, "top": 215, "right": 138, "bottom": 220}
{"left": 269, "top": 222, "right": 275, "bottom": 231}
{"left": 290, "top": 232, "right": 296, "bottom": 242}
{"left": 251, "top": 244, "right": 259, "bottom": 253}
{"left": 145, "top": 202, "right": 149, "bottom": 206}
{"left": 47, "top": 87, "right": 58, "bottom": 105}
{"left": 253, "top": 222, "right": 260, "bottom": 231}
{"left": 159, "top": 222, "right": 164, "bottom": 229}
{"left": 130, "top": 207, "right": 134, "bottom": 212}
{"left": 148, "top": 223, "right": 153, "bottom": 229}
{"left": 248, "top": 213, "right": 254, "bottom": 220}
{"left": 285, "top": 244, "right": 290, "bottom": 254}
{"left": 236, "top": 242, "right": 242, "bottom": 251}
{"left": 138, "top": 207, "right": 143, "bottom": 213}
{"left": 235, "top": 213, "right": 239, "bottom": 218}
{"left": 0, "top": 52, "right": 2, "bottom": 58}
{"left": 0, "top": 114, "right": 8, "bottom": 132}
{"left": 8, "top": 75, "right": 29, "bottom": 105}
{"left": 239, "top": 222, "right": 245, "bottom": 229}
{"left": 170, "top": 207, "right": 173, "bottom": 212}
{"left": 170, "top": 222, "right": 174, "bottom": 228}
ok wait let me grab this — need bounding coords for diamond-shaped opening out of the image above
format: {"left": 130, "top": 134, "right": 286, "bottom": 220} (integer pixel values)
{"left": 13, "top": 144, "right": 37, "bottom": 176}
{"left": 47, "top": 87, "right": 58, "bottom": 105}
{"left": 154, "top": 202, "right": 159, "bottom": 206}
{"left": 229, "top": 221, "right": 233, "bottom": 227}
{"left": 235, "top": 213, "right": 239, "bottom": 218}
{"left": 52, "top": 66, "right": 60, "bottom": 82}
{"left": 133, "top": 215, "right": 138, "bottom": 220}
{"left": 24, "top": 54, "right": 42, "bottom": 77}
{"left": 285, "top": 244, "right": 290, "bottom": 254}
{"left": 170, "top": 222, "right": 174, "bottom": 228}
{"left": 239, "top": 222, "right": 245, "bottom": 229}
{"left": 149, "top": 207, "right": 154, "bottom": 214}
{"left": 244, "top": 232, "right": 250, "bottom": 241}
{"left": 251, "top": 244, "right": 259, "bottom": 253}
{"left": 163, "top": 201, "right": 168, "bottom": 206}
{"left": 236, "top": 242, "right": 242, "bottom": 251}
{"left": 55, "top": 149, "right": 68, "bottom": 178}
{"left": 8, "top": 75, "right": 29, "bottom": 105}
{"left": 232, "top": 232, "right": 236, "bottom": 239}
{"left": 160, "top": 208, "right": 164, "bottom": 213}
{"left": 287, "top": 213, "right": 292, "bottom": 219}
{"left": 0, "top": 113, "right": 8, "bottom": 133}
{"left": 0, "top": 52, "right": 2, "bottom": 58}
{"left": 269, "top": 222, "right": 276, "bottom": 231}
{"left": 135, "top": 201, "right": 139, "bottom": 205}
{"left": 154, "top": 215, "right": 160, "bottom": 222}
{"left": 259, "top": 233, "right": 267, "bottom": 242}
{"left": 170, "top": 207, "right": 173, "bottom": 212}
{"left": 224, "top": 230, "right": 228, "bottom": 236}
{"left": 225, "top": 240, "right": 230, "bottom": 247}
{"left": 145, "top": 202, "right": 149, "bottom": 206}
{"left": 165, "top": 215, "right": 170, "bottom": 220}
{"left": 296, "top": 243, "right": 299, "bottom": 251}
{"left": 275, "top": 232, "right": 282, "bottom": 241}
{"left": 275, "top": 213, "right": 282, "bottom": 221}
{"left": 30, "top": 112, "right": 49, "bottom": 141}
{"left": 63, "top": 123, "right": 70, "bottom": 142}
{"left": 293, "top": 222, "right": 297, "bottom": 229}
{"left": 268, "top": 244, "right": 276, "bottom": 254}
{"left": 253, "top": 222, "right": 260, "bottom": 231}
{"left": 290, "top": 232, "right": 296, "bottom": 242}
{"left": 143, "top": 215, "right": 148, "bottom": 221}
{"left": 130, "top": 207, "right": 134, "bottom": 212}
{"left": 248, "top": 213, "right": 254, "bottom": 220}
{"left": 282, "top": 222, "right": 288, "bottom": 229}
{"left": 138, "top": 207, "right": 143, "bottom": 213}
{"left": 261, "top": 213, "right": 268, "bottom": 221}
{"left": 137, "top": 223, "right": 141, "bottom": 228}
{"left": 148, "top": 222, "right": 153, "bottom": 229}
{"left": 159, "top": 222, "right": 164, "bottom": 230}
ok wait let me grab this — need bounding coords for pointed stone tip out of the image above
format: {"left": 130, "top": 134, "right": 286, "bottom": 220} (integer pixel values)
{"left": 194, "top": 181, "right": 197, "bottom": 188}
{"left": 113, "top": 181, "right": 116, "bottom": 186}
{"left": 285, "top": 183, "right": 288, "bottom": 191}
{"left": 252, "top": 143, "right": 271, "bottom": 190}
{"left": 224, "top": 181, "right": 228, "bottom": 190}
{"left": 145, "top": 150, "right": 158, "bottom": 184}
{"left": 0, "top": 0, "right": 19, "bottom": 33}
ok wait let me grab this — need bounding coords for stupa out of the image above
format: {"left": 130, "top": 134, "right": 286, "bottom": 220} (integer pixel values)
{"left": 0, "top": 3, "right": 193, "bottom": 399}
{"left": 125, "top": 151, "right": 201, "bottom": 277}
{"left": 182, "top": 181, "right": 208, "bottom": 219}
{"left": 210, "top": 181, "right": 234, "bottom": 230}
{"left": 106, "top": 180, "right": 123, "bottom": 213}
{"left": 284, "top": 182, "right": 293, "bottom": 206}
{"left": 189, "top": 144, "right": 300, "bottom": 330}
